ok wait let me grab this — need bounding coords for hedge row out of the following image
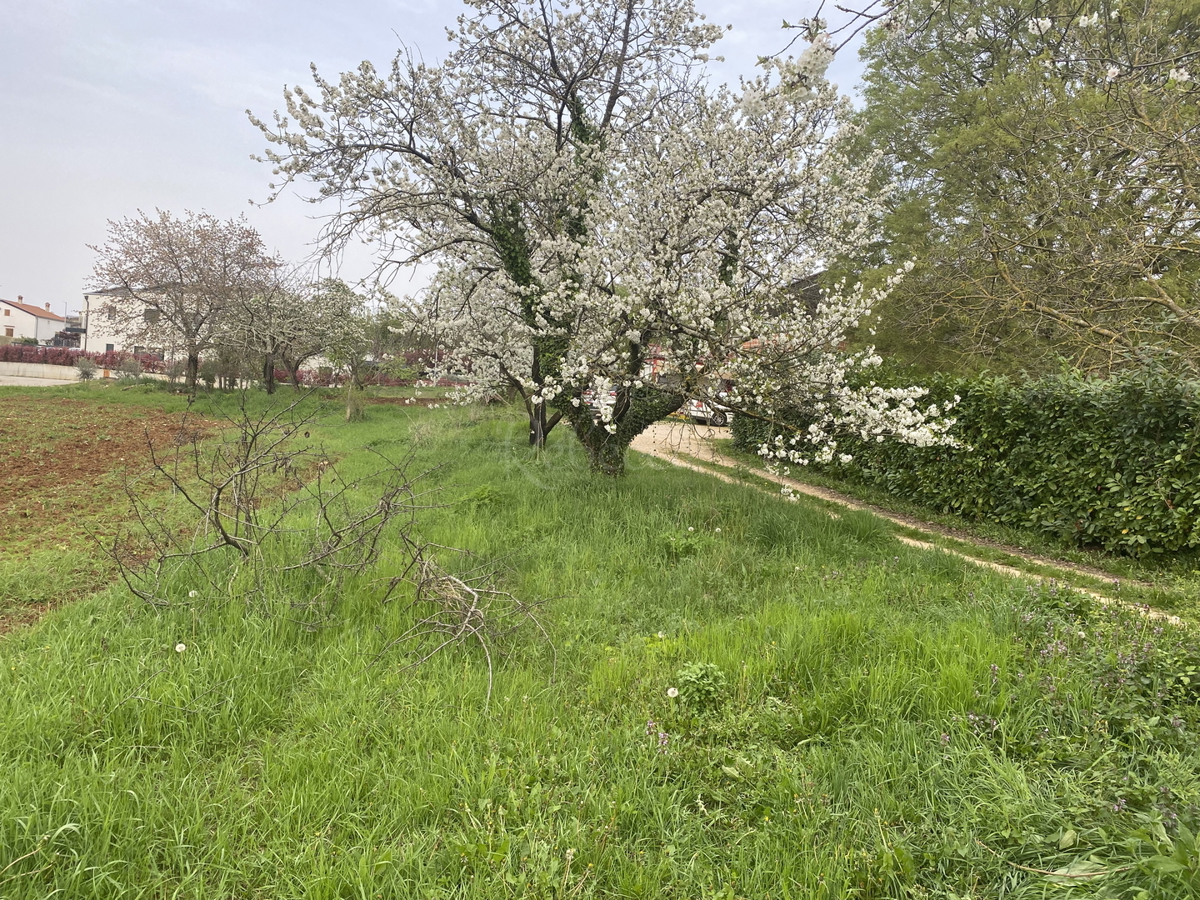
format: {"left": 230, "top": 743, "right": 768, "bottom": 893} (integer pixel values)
{"left": 0, "top": 344, "right": 164, "bottom": 372}
{"left": 732, "top": 367, "right": 1200, "bottom": 555}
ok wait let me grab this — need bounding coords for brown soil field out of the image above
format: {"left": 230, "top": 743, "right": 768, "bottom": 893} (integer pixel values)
{"left": 0, "top": 396, "right": 208, "bottom": 633}
{"left": 0, "top": 396, "right": 201, "bottom": 553}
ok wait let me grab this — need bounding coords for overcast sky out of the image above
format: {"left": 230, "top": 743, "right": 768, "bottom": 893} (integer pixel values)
{"left": 0, "top": 0, "right": 865, "bottom": 318}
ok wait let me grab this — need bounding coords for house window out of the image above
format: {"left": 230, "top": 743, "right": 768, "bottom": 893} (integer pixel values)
{"left": 106, "top": 343, "right": 115, "bottom": 352}
{"left": 3, "top": 309, "right": 9, "bottom": 316}
{"left": 4, "top": 327, "right": 12, "bottom": 337}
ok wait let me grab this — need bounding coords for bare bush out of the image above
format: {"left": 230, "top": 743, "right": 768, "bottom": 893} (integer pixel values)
{"left": 75, "top": 357, "right": 98, "bottom": 381}
{"left": 109, "top": 391, "right": 553, "bottom": 685}
{"left": 109, "top": 391, "right": 431, "bottom": 623}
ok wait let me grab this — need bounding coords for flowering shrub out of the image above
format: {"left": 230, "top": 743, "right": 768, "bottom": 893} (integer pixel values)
{"left": 0, "top": 344, "right": 164, "bottom": 373}
{"left": 733, "top": 365, "right": 1200, "bottom": 555}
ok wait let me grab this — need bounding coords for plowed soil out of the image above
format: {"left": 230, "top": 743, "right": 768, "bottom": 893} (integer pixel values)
{"left": 0, "top": 398, "right": 211, "bottom": 638}
{"left": 0, "top": 397, "right": 199, "bottom": 551}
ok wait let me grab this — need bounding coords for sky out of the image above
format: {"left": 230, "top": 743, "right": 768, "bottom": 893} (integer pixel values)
{"left": 0, "top": 0, "right": 866, "bottom": 319}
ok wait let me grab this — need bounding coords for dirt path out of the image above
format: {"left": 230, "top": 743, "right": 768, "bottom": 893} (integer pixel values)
{"left": 631, "top": 421, "right": 1185, "bottom": 626}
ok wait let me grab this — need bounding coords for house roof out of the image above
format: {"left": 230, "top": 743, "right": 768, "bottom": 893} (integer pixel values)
{"left": 0, "top": 298, "right": 65, "bottom": 322}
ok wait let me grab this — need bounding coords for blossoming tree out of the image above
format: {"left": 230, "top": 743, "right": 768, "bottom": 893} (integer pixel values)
{"left": 91, "top": 210, "right": 280, "bottom": 394}
{"left": 252, "top": 0, "right": 956, "bottom": 474}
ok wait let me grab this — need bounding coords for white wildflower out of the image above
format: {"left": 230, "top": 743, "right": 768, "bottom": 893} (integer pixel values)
{"left": 174, "top": 643, "right": 187, "bottom": 653}
{"left": 667, "top": 687, "right": 679, "bottom": 698}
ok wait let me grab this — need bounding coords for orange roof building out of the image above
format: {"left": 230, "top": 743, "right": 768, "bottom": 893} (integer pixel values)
{"left": 0, "top": 296, "right": 65, "bottom": 344}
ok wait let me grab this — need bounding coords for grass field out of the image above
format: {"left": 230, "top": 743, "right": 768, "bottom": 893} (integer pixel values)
{"left": 706, "top": 438, "right": 1200, "bottom": 617}
{"left": 1, "top": 386, "right": 1199, "bottom": 898}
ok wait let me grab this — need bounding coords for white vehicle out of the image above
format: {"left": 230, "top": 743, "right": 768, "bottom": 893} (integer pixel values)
{"left": 686, "top": 398, "right": 731, "bottom": 427}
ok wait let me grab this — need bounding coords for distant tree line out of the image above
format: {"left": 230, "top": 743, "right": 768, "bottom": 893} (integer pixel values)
{"left": 88, "top": 209, "right": 418, "bottom": 399}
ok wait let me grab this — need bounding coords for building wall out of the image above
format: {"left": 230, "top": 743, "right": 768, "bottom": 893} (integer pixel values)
{"left": 80, "top": 295, "right": 128, "bottom": 354}
{"left": 1, "top": 301, "right": 66, "bottom": 343}
{"left": 1, "top": 305, "right": 38, "bottom": 341}
{"left": 0, "top": 361, "right": 80, "bottom": 381}
{"left": 33, "top": 314, "right": 60, "bottom": 343}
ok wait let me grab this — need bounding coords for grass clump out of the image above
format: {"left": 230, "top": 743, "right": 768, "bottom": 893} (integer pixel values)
{"left": 0, "top": 400, "right": 1198, "bottom": 897}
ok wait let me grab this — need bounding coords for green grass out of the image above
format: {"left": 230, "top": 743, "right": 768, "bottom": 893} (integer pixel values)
{"left": 1, "top": 399, "right": 1199, "bottom": 898}
{"left": 709, "top": 437, "right": 1200, "bottom": 617}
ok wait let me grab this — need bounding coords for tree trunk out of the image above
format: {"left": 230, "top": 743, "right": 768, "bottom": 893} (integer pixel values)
{"left": 263, "top": 353, "right": 276, "bottom": 394}
{"left": 575, "top": 425, "right": 630, "bottom": 476}
{"left": 345, "top": 375, "right": 365, "bottom": 422}
{"left": 527, "top": 404, "right": 562, "bottom": 450}
{"left": 568, "top": 387, "right": 685, "bottom": 476}
{"left": 529, "top": 403, "right": 547, "bottom": 448}
{"left": 186, "top": 352, "right": 200, "bottom": 395}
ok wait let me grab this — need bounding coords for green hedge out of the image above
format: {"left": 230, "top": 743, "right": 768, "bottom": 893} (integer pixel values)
{"left": 732, "top": 368, "right": 1200, "bottom": 555}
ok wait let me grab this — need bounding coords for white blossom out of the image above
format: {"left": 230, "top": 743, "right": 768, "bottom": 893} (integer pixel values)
{"left": 253, "top": 0, "right": 956, "bottom": 473}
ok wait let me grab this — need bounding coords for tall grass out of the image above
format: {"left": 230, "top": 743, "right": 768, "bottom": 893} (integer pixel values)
{"left": 0, "top": 399, "right": 1197, "bottom": 898}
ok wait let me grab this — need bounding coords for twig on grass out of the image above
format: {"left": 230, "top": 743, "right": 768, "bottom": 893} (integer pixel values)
{"left": 974, "top": 838, "right": 1135, "bottom": 879}
{"left": 371, "top": 553, "right": 555, "bottom": 704}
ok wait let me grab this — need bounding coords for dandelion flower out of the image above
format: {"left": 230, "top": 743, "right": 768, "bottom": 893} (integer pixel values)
{"left": 667, "top": 687, "right": 680, "bottom": 698}
{"left": 174, "top": 643, "right": 187, "bottom": 653}
{"left": 714, "top": 527, "right": 722, "bottom": 533}
{"left": 188, "top": 590, "right": 199, "bottom": 598}
{"left": 687, "top": 526, "right": 694, "bottom": 533}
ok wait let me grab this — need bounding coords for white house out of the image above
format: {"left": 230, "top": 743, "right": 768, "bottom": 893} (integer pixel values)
{"left": 0, "top": 296, "right": 65, "bottom": 343}
{"left": 80, "top": 290, "right": 135, "bottom": 354}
